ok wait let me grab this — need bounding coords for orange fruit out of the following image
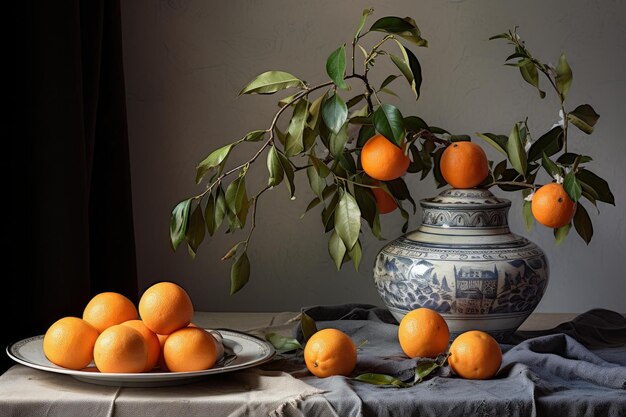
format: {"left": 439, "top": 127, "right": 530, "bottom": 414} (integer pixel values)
{"left": 93, "top": 324, "right": 148, "bottom": 373}
{"left": 163, "top": 327, "right": 218, "bottom": 372}
{"left": 156, "top": 333, "right": 170, "bottom": 371}
{"left": 138, "top": 282, "right": 194, "bottom": 335}
{"left": 43, "top": 317, "right": 99, "bottom": 370}
{"left": 398, "top": 308, "right": 450, "bottom": 359}
{"left": 531, "top": 183, "right": 576, "bottom": 228}
{"left": 440, "top": 141, "right": 488, "bottom": 188}
{"left": 361, "top": 134, "right": 410, "bottom": 181}
{"left": 304, "top": 328, "right": 357, "bottom": 378}
{"left": 448, "top": 330, "right": 502, "bottom": 380}
{"left": 372, "top": 182, "right": 397, "bottom": 214}
{"left": 121, "top": 320, "right": 161, "bottom": 372}
{"left": 83, "top": 292, "right": 138, "bottom": 333}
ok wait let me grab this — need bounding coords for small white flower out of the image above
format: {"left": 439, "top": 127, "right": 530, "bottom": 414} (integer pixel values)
{"left": 524, "top": 192, "right": 534, "bottom": 202}
{"left": 524, "top": 140, "right": 532, "bottom": 152}
{"left": 554, "top": 173, "right": 564, "bottom": 184}
{"left": 551, "top": 109, "right": 565, "bottom": 129}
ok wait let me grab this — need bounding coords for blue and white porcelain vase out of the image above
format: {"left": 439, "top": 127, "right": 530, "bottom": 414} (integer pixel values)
{"left": 373, "top": 188, "right": 549, "bottom": 342}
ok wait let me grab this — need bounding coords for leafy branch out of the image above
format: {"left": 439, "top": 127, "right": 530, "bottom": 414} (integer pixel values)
{"left": 170, "top": 12, "right": 614, "bottom": 295}
{"left": 484, "top": 27, "right": 613, "bottom": 244}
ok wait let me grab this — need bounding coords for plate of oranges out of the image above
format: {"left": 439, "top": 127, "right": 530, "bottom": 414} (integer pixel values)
{"left": 6, "top": 282, "right": 275, "bottom": 387}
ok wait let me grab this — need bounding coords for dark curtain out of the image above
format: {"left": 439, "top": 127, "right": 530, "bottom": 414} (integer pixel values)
{"left": 6, "top": 1, "right": 138, "bottom": 372}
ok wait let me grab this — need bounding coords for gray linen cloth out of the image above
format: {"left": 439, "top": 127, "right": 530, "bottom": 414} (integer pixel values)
{"left": 288, "top": 305, "right": 626, "bottom": 417}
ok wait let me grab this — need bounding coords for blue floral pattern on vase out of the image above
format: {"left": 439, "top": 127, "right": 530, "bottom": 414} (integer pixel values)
{"left": 373, "top": 189, "right": 549, "bottom": 342}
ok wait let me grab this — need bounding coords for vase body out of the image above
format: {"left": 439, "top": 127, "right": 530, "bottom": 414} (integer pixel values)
{"left": 373, "top": 188, "right": 549, "bottom": 342}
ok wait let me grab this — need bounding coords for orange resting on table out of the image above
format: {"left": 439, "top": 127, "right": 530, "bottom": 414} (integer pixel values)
{"left": 139, "top": 282, "right": 194, "bottom": 335}
{"left": 304, "top": 328, "right": 357, "bottom": 378}
{"left": 94, "top": 324, "right": 148, "bottom": 373}
{"left": 121, "top": 320, "right": 161, "bottom": 372}
{"left": 83, "top": 292, "right": 138, "bottom": 333}
{"left": 163, "top": 327, "right": 218, "bottom": 372}
{"left": 448, "top": 330, "right": 502, "bottom": 380}
{"left": 398, "top": 308, "right": 450, "bottom": 359}
{"left": 43, "top": 317, "right": 100, "bottom": 370}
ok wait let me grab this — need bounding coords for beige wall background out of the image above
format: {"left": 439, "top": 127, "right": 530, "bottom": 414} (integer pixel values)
{"left": 120, "top": 0, "right": 626, "bottom": 313}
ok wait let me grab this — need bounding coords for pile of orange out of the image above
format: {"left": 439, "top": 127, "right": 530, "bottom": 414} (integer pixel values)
{"left": 398, "top": 307, "right": 502, "bottom": 380}
{"left": 43, "top": 282, "right": 219, "bottom": 373}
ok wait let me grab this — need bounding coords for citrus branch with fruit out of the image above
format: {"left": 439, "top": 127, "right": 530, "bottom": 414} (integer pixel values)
{"left": 170, "top": 10, "right": 614, "bottom": 294}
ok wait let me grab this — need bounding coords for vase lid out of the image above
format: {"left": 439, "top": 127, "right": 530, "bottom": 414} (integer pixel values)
{"left": 420, "top": 188, "right": 510, "bottom": 209}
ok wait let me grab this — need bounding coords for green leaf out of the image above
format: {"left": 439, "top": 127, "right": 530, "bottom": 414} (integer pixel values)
{"left": 349, "top": 239, "right": 362, "bottom": 271}
{"left": 567, "top": 104, "right": 600, "bottom": 135}
{"left": 576, "top": 169, "right": 614, "bottom": 205}
{"left": 339, "top": 150, "right": 357, "bottom": 174}
{"left": 185, "top": 203, "right": 206, "bottom": 257}
{"left": 554, "top": 223, "right": 571, "bottom": 246}
{"left": 489, "top": 32, "right": 512, "bottom": 41}
{"left": 214, "top": 186, "right": 227, "bottom": 233}
{"left": 326, "top": 45, "right": 348, "bottom": 90}
{"left": 285, "top": 99, "right": 309, "bottom": 156}
{"left": 386, "top": 178, "right": 415, "bottom": 212}
{"left": 370, "top": 16, "right": 414, "bottom": 32}
{"left": 432, "top": 147, "right": 448, "bottom": 188}
{"left": 221, "top": 241, "right": 243, "bottom": 261}
{"left": 225, "top": 175, "right": 249, "bottom": 229}
{"left": 390, "top": 40, "right": 422, "bottom": 99}
{"left": 267, "top": 146, "right": 284, "bottom": 187}
{"left": 573, "top": 203, "right": 593, "bottom": 244}
{"left": 346, "top": 94, "right": 365, "bottom": 109}
{"left": 379, "top": 87, "right": 399, "bottom": 97}
{"left": 407, "top": 144, "right": 425, "bottom": 173}
{"left": 380, "top": 75, "right": 400, "bottom": 90}
{"left": 354, "top": 373, "right": 410, "bottom": 388}
{"left": 476, "top": 133, "right": 508, "bottom": 156}
{"left": 518, "top": 59, "right": 546, "bottom": 98}
{"left": 230, "top": 251, "right": 250, "bottom": 295}
{"left": 354, "top": 8, "right": 374, "bottom": 39}
{"left": 564, "top": 172, "right": 582, "bottom": 202}
{"left": 357, "top": 125, "right": 376, "bottom": 147}
{"left": 309, "top": 154, "right": 331, "bottom": 178}
{"left": 205, "top": 193, "right": 216, "bottom": 236}
{"left": 322, "top": 93, "right": 348, "bottom": 134}
{"left": 300, "top": 312, "right": 318, "bottom": 343}
{"left": 493, "top": 159, "right": 507, "bottom": 179}
{"left": 370, "top": 17, "right": 427, "bottom": 46}
{"left": 414, "top": 361, "right": 439, "bottom": 383}
{"left": 265, "top": 333, "right": 303, "bottom": 353}
{"left": 322, "top": 192, "right": 340, "bottom": 232}
{"left": 242, "top": 130, "right": 266, "bottom": 142}
{"left": 541, "top": 152, "right": 562, "bottom": 179}
{"left": 354, "top": 185, "right": 377, "bottom": 230}
{"left": 555, "top": 54, "right": 573, "bottom": 100}
{"left": 335, "top": 190, "right": 361, "bottom": 250}
{"left": 196, "top": 144, "right": 233, "bottom": 184}
{"left": 404, "top": 116, "right": 429, "bottom": 132}
{"left": 528, "top": 127, "right": 564, "bottom": 162}
{"left": 523, "top": 200, "right": 534, "bottom": 231}
{"left": 329, "top": 122, "right": 349, "bottom": 157}
{"left": 328, "top": 230, "right": 347, "bottom": 270}
{"left": 239, "top": 71, "right": 305, "bottom": 95}
{"left": 170, "top": 199, "right": 192, "bottom": 251}
{"left": 373, "top": 104, "right": 405, "bottom": 146}
{"left": 307, "top": 166, "right": 326, "bottom": 200}
{"left": 557, "top": 153, "right": 592, "bottom": 166}
{"left": 507, "top": 123, "right": 528, "bottom": 176}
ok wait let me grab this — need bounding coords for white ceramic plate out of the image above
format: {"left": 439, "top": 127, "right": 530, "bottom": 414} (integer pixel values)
{"left": 7, "top": 329, "right": 275, "bottom": 387}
